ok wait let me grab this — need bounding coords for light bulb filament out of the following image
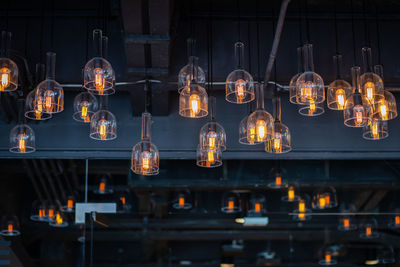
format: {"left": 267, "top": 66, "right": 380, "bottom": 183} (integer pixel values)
{"left": 395, "top": 216, "right": 400, "bottom": 226}
{"left": 299, "top": 201, "right": 305, "bottom": 213}
{"left": 67, "top": 199, "right": 74, "bottom": 210}
{"left": 372, "top": 122, "right": 379, "bottom": 139}
{"left": 273, "top": 136, "right": 282, "bottom": 153}
{"left": 207, "top": 150, "right": 215, "bottom": 165}
{"left": 353, "top": 105, "right": 364, "bottom": 126}
{"left": 7, "top": 224, "right": 13, "bottom": 233}
{"left": 235, "top": 79, "right": 246, "bottom": 102}
{"left": 288, "top": 188, "right": 295, "bottom": 201}
{"left": 99, "top": 181, "right": 106, "bottom": 193}
{"left": 95, "top": 68, "right": 105, "bottom": 94}
{"left": 0, "top": 68, "right": 10, "bottom": 91}
{"left": 18, "top": 135, "right": 26, "bottom": 153}
{"left": 336, "top": 88, "right": 345, "bottom": 109}
{"left": 319, "top": 197, "right": 326, "bottom": 209}
{"left": 99, "top": 123, "right": 107, "bottom": 140}
{"left": 142, "top": 157, "right": 150, "bottom": 170}
{"left": 365, "top": 81, "right": 375, "bottom": 100}
{"left": 179, "top": 196, "right": 185, "bottom": 208}
{"left": 248, "top": 127, "right": 256, "bottom": 144}
{"left": 380, "top": 101, "right": 388, "bottom": 120}
{"left": 256, "top": 120, "right": 267, "bottom": 142}
{"left": 309, "top": 99, "right": 316, "bottom": 115}
{"left": 275, "top": 176, "right": 282, "bottom": 187}
{"left": 55, "top": 213, "right": 63, "bottom": 225}
{"left": 189, "top": 93, "right": 200, "bottom": 116}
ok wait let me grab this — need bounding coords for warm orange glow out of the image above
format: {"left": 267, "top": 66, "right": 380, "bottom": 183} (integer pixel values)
{"left": 35, "top": 110, "right": 42, "bottom": 120}
{"left": 0, "top": 67, "right": 10, "bottom": 91}
{"left": 379, "top": 100, "right": 388, "bottom": 121}
{"left": 94, "top": 68, "right": 105, "bottom": 94}
{"left": 395, "top": 216, "right": 400, "bottom": 226}
{"left": 45, "top": 96, "right": 53, "bottom": 112}
{"left": 336, "top": 88, "right": 346, "bottom": 109}
{"left": 7, "top": 224, "right": 13, "bottom": 233}
{"left": 120, "top": 196, "right": 126, "bottom": 205}
{"left": 99, "top": 122, "right": 107, "bottom": 140}
{"left": 343, "top": 218, "right": 350, "bottom": 229}
{"left": 300, "top": 82, "right": 313, "bottom": 102}
{"left": 67, "top": 199, "right": 74, "bottom": 210}
{"left": 228, "top": 200, "right": 234, "bottom": 211}
{"left": 366, "top": 226, "right": 372, "bottom": 236}
{"left": 365, "top": 81, "right": 375, "bottom": 101}
{"left": 275, "top": 176, "right": 282, "bottom": 187}
{"left": 255, "top": 203, "right": 261, "bottom": 213}
{"left": 55, "top": 213, "right": 63, "bottom": 225}
{"left": 371, "top": 122, "right": 379, "bottom": 139}
{"left": 324, "top": 195, "right": 330, "bottom": 206}
{"left": 142, "top": 151, "right": 150, "bottom": 171}
{"left": 288, "top": 187, "right": 295, "bottom": 201}
{"left": 354, "top": 105, "right": 364, "bottom": 126}
{"left": 81, "top": 106, "right": 88, "bottom": 118}
{"left": 256, "top": 120, "right": 267, "bottom": 141}
{"left": 207, "top": 150, "right": 215, "bottom": 164}
{"left": 298, "top": 201, "right": 306, "bottom": 213}
{"left": 39, "top": 208, "right": 45, "bottom": 218}
{"left": 325, "top": 253, "right": 332, "bottom": 263}
{"left": 273, "top": 135, "right": 282, "bottom": 153}
{"left": 18, "top": 134, "right": 26, "bottom": 153}
{"left": 235, "top": 79, "right": 246, "bottom": 102}
{"left": 179, "top": 196, "right": 185, "bottom": 207}
{"left": 207, "top": 131, "right": 217, "bottom": 150}
{"left": 298, "top": 213, "right": 305, "bottom": 220}
{"left": 319, "top": 197, "right": 326, "bottom": 209}
{"left": 189, "top": 93, "right": 200, "bottom": 116}
{"left": 48, "top": 208, "right": 54, "bottom": 219}
{"left": 99, "top": 181, "right": 106, "bottom": 193}
{"left": 308, "top": 99, "right": 316, "bottom": 116}
{"left": 248, "top": 127, "right": 256, "bottom": 144}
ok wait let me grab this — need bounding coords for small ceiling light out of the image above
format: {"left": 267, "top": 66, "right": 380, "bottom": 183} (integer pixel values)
{"left": 360, "top": 218, "right": 379, "bottom": 239}
{"left": 196, "top": 144, "right": 222, "bottom": 168}
{"left": 0, "top": 215, "right": 21, "bottom": 236}
{"left": 178, "top": 39, "right": 206, "bottom": 93}
{"left": 116, "top": 191, "right": 132, "bottom": 213}
{"left": 311, "top": 187, "right": 338, "bottom": 210}
{"left": 246, "top": 84, "right": 274, "bottom": 143}
{"left": 360, "top": 47, "right": 384, "bottom": 104}
{"left": 30, "top": 200, "right": 48, "bottom": 222}
{"left": 344, "top": 66, "right": 372, "bottom": 127}
{"left": 221, "top": 192, "right": 241, "bottom": 214}
{"left": 90, "top": 96, "right": 117, "bottom": 141}
{"left": 172, "top": 191, "right": 193, "bottom": 210}
{"left": 298, "top": 100, "right": 325, "bottom": 117}
{"left": 10, "top": 99, "right": 35, "bottom": 153}
{"left": 225, "top": 42, "right": 254, "bottom": 104}
{"left": 362, "top": 118, "right": 388, "bottom": 140}
{"left": 61, "top": 196, "right": 75, "bottom": 213}
{"left": 319, "top": 250, "right": 337, "bottom": 265}
{"left": 295, "top": 44, "right": 325, "bottom": 105}
{"left": 282, "top": 185, "right": 300, "bottom": 202}
{"left": 73, "top": 92, "right": 98, "bottom": 123}
{"left": 131, "top": 112, "right": 160, "bottom": 175}
{"left": 327, "top": 54, "right": 352, "bottom": 110}
{"left": 292, "top": 198, "right": 311, "bottom": 222}
{"left": 266, "top": 97, "right": 291, "bottom": 154}
{"left": 49, "top": 210, "right": 68, "bottom": 228}
{"left": 84, "top": 29, "right": 115, "bottom": 95}
{"left": 289, "top": 46, "right": 303, "bottom": 104}
{"left": 338, "top": 216, "right": 357, "bottom": 231}
{"left": 247, "top": 193, "right": 266, "bottom": 216}
{"left": 93, "top": 175, "right": 114, "bottom": 195}
{"left": 0, "top": 31, "right": 18, "bottom": 92}
{"left": 268, "top": 166, "right": 288, "bottom": 189}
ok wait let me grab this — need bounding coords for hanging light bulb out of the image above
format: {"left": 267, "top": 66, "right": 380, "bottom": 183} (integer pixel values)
{"left": 0, "top": 31, "right": 18, "bottom": 92}
{"left": 344, "top": 66, "right": 372, "bottom": 127}
{"left": 388, "top": 210, "right": 400, "bottom": 229}
{"left": 266, "top": 97, "right": 291, "bottom": 154}
{"left": 319, "top": 250, "right": 337, "bottom": 265}
{"left": 61, "top": 196, "right": 75, "bottom": 213}
{"left": 292, "top": 198, "right": 311, "bottom": 221}
{"left": 116, "top": 191, "right": 132, "bottom": 213}
{"left": 362, "top": 118, "right": 388, "bottom": 140}
{"left": 298, "top": 99, "right": 325, "bottom": 116}
{"left": 73, "top": 92, "right": 98, "bottom": 123}
{"left": 131, "top": 112, "right": 160, "bottom": 175}
{"left": 247, "top": 193, "right": 266, "bottom": 216}
{"left": 311, "top": 187, "right": 338, "bottom": 210}
{"left": 30, "top": 201, "right": 48, "bottom": 222}
{"left": 360, "top": 218, "right": 379, "bottom": 239}
{"left": 196, "top": 144, "right": 222, "bottom": 168}
{"left": 246, "top": 84, "right": 274, "bottom": 143}
{"left": 172, "top": 191, "right": 193, "bottom": 210}
{"left": 360, "top": 47, "right": 384, "bottom": 104}
{"left": 295, "top": 44, "right": 325, "bottom": 105}
{"left": 34, "top": 52, "right": 64, "bottom": 114}
{"left": 10, "top": 99, "right": 35, "bottom": 153}
{"left": 221, "top": 192, "right": 241, "bottom": 214}
{"left": 268, "top": 166, "right": 288, "bottom": 189}
{"left": 49, "top": 210, "right": 68, "bottom": 228}
{"left": 84, "top": 30, "right": 115, "bottom": 95}
{"left": 225, "top": 42, "right": 255, "bottom": 103}
{"left": 338, "top": 216, "right": 357, "bottom": 231}
{"left": 327, "top": 55, "right": 352, "bottom": 110}
{"left": 282, "top": 185, "right": 300, "bottom": 202}
{"left": 90, "top": 96, "right": 117, "bottom": 140}
{"left": 93, "top": 175, "right": 114, "bottom": 194}
{"left": 0, "top": 215, "right": 21, "bottom": 236}
{"left": 289, "top": 46, "right": 303, "bottom": 104}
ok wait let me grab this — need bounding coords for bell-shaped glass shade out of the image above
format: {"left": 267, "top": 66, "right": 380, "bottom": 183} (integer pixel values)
{"left": 239, "top": 114, "right": 258, "bottom": 145}
{"left": 371, "top": 91, "right": 397, "bottom": 121}
{"left": 0, "top": 215, "right": 20, "bottom": 236}
{"left": 49, "top": 210, "right": 68, "bottom": 228}
{"left": 360, "top": 47, "right": 384, "bottom": 103}
{"left": 25, "top": 90, "right": 52, "bottom": 120}
{"left": 9, "top": 124, "right": 35, "bottom": 153}
{"left": 289, "top": 47, "right": 303, "bottom": 104}
{"left": 131, "top": 112, "right": 160, "bottom": 175}
{"left": 327, "top": 80, "right": 352, "bottom": 110}
{"left": 199, "top": 122, "right": 226, "bottom": 152}
{"left": 116, "top": 191, "right": 132, "bottom": 213}
{"left": 73, "top": 92, "right": 98, "bottom": 123}
{"left": 221, "top": 192, "right": 241, "bottom": 214}
{"left": 0, "top": 58, "right": 18, "bottom": 92}
{"left": 93, "top": 175, "right": 114, "bottom": 195}
{"left": 61, "top": 195, "right": 75, "bottom": 213}
{"left": 362, "top": 118, "right": 388, "bottom": 140}
{"left": 90, "top": 109, "right": 117, "bottom": 141}
{"left": 292, "top": 198, "right": 312, "bottom": 221}
{"left": 360, "top": 218, "right": 379, "bottom": 239}
{"left": 247, "top": 193, "right": 266, "bottom": 216}
{"left": 338, "top": 216, "right": 357, "bottom": 231}
{"left": 196, "top": 145, "right": 222, "bottom": 168}
{"left": 268, "top": 167, "right": 288, "bottom": 189}
{"left": 282, "top": 185, "right": 300, "bottom": 202}
{"left": 295, "top": 44, "right": 325, "bottom": 104}
{"left": 299, "top": 100, "right": 325, "bottom": 116}
{"left": 265, "top": 121, "right": 291, "bottom": 154}
{"left": 172, "top": 191, "right": 193, "bottom": 210}
{"left": 318, "top": 250, "right": 337, "bottom": 266}
{"left": 30, "top": 200, "right": 48, "bottom": 222}
{"left": 311, "top": 187, "right": 338, "bottom": 210}
{"left": 388, "top": 210, "right": 400, "bottom": 229}
{"left": 44, "top": 202, "right": 56, "bottom": 221}
{"left": 179, "top": 84, "right": 208, "bottom": 118}
{"left": 178, "top": 56, "right": 206, "bottom": 93}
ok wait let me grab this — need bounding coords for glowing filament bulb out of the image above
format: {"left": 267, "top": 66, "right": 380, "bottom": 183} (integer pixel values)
{"left": 365, "top": 81, "right": 375, "bottom": 100}
{"left": 141, "top": 151, "right": 151, "bottom": 171}
{"left": 308, "top": 99, "right": 316, "bottom": 116}
{"left": 39, "top": 208, "right": 45, "bottom": 218}
{"left": 98, "top": 119, "right": 107, "bottom": 140}
{"left": 189, "top": 93, "right": 200, "bottom": 116}
{"left": 248, "top": 127, "right": 256, "bottom": 144}
{"left": 235, "top": 79, "right": 246, "bottom": 102}
{"left": 94, "top": 68, "right": 105, "bottom": 94}
{"left": 298, "top": 213, "right": 305, "bottom": 220}
{"left": 99, "top": 181, "right": 106, "bottom": 193}
{"left": 254, "top": 203, "right": 261, "bottom": 213}
{"left": 395, "top": 216, "right": 400, "bottom": 226}
{"left": 353, "top": 105, "right": 365, "bottom": 126}
{"left": 18, "top": 134, "right": 26, "bottom": 153}
{"left": 325, "top": 253, "right": 332, "bottom": 264}
{"left": 81, "top": 100, "right": 89, "bottom": 119}
{"left": 288, "top": 187, "right": 295, "bottom": 201}
{"left": 228, "top": 200, "right": 234, "bottom": 211}
{"left": 207, "top": 131, "right": 217, "bottom": 150}
{"left": 7, "top": 224, "right": 13, "bottom": 233}
{"left": 273, "top": 133, "right": 282, "bottom": 153}
{"left": 336, "top": 88, "right": 346, "bottom": 109}
{"left": 207, "top": 150, "right": 215, "bottom": 164}
{"left": 44, "top": 90, "right": 54, "bottom": 113}
{"left": 67, "top": 199, "right": 74, "bottom": 210}
{"left": 366, "top": 226, "right": 372, "bottom": 237}
{"left": 343, "top": 218, "right": 350, "bottom": 229}
{"left": 120, "top": 197, "right": 126, "bottom": 205}
{"left": 300, "top": 82, "right": 313, "bottom": 101}
{"left": 319, "top": 196, "right": 326, "bottom": 209}
{"left": 275, "top": 176, "right": 282, "bottom": 187}
{"left": 179, "top": 196, "right": 185, "bottom": 208}
{"left": 55, "top": 213, "right": 63, "bottom": 225}
{"left": 371, "top": 122, "right": 379, "bottom": 139}
{"left": 379, "top": 100, "right": 388, "bottom": 121}
{"left": 48, "top": 208, "right": 54, "bottom": 219}
{"left": 256, "top": 120, "right": 267, "bottom": 141}
{"left": 298, "top": 200, "right": 306, "bottom": 213}
{"left": 0, "top": 67, "right": 10, "bottom": 91}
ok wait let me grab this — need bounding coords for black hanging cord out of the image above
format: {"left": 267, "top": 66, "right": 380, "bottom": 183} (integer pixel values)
{"left": 333, "top": 1, "right": 339, "bottom": 54}
{"left": 304, "top": 0, "right": 311, "bottom": 43}
{"left": 374, "top": 0, "right": 381, "bottom": 64}
{"left": 297, "top": 0, "right": 303, "bottom": 46}
{"left": 247, "top": 21, "right": 251, "bottom": 75}
{"left": 362, "top": 0, "right": 370, "bottom": 47}
{"left": 237, "top": 0, "right": 241, "bottom": 41}
{"left": 39, "top": 0, "right": 45, "bottom": 62}
{"left": 50, "top": 0, "right": 55, "bottom": 51}
{"left": 350, "top": 0, "right": 357, "bottom": 65}
{"left": 256, "top": 0, "right": 261, "bottom": 83}
{"left": 271, "top": 4, "right": 278, "bottom": 97}
{"left": 206, "top": 0, "right": 213, "bottom": 96}
{"left": 4, "top": 0, "right": 9, "bottom": 31}
{"left": 85, "top": 18, "right": 89, "bottom": 63}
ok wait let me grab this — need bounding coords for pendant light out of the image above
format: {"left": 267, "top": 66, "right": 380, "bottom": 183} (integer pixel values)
{"left": 282, "top": 185, "right": 300, "bottom": 202}
{"left": 319, "top": 250, "right": 337, "bottom": 266}
{"left": 289, "top": 46, "right": 303, "bottom": 104}
{"left": 0, "top": 215, "right": 21, "bottom": 237}
{"left": 172, "top": 190, "right": 193, "bottom": 210}
{"left": 73, "top": 92, "right": 98, "bottom": 123}
{"left": 61, "top": 195, "right": 75, "bottom": 213}
{"left": 298, "top": 100, "right": 324, "bottom": 117}
{"left": 225, "top": 42, "right": 254, "bottom": 103}
{"left": 221, "top": 192, "right": 241, "bottom": 214}
{"left": 0, "top": 31, "right": 18, "bottom": 92}
{"left": 327, "top": 55, "right": 352, "bottom": 110}
{"left": 10, "top": 99, "right": 35, "bottom": 153}
{"left": 25, "top": 63, "right": 52, "bottom": 120}
{"left": 360, "top": 47, "right": 384, "bottom": 104}
{"left": 360, "top": 218, "right": 379, "bottom": 239}
{"left": 116, "top": 191, "right": 132, "bottom": 213}
{"left": 89, "top": 95, "right": 117, "bottom": 140}
{"left": 388, "top": 209, "right": 400, "bottom": 229}
{"left": 268, "top": 164, "right": 288, "bottom": 189}
{"left": 49, "top": 210, "right": 68, "bottom": 228}
{"left": 246, "top": 84, "right": 274, "bottom": 143}
{"left": 344, "top": 66, "right": 372, "bottom": 127}
{"left": 238, "top": 102, "right": 256, "bottom": 145}
{"left": 30, "top": 200, "right": 48, "bottom": 222}
{"left": 35, "top": 52, "right": 64, "bottom": 114}
{"left": 292, "top": 197, "right": 311, "bottom": 222}
{"left": 362, "top": 118, "right": 388, "bottom": 140}
{"left": 311, "top": 187, "right": 338, "bottom": 210}
{"left": 84, "top": 29, "right": 115, "bottom": 95}
{"left": 338, "top": 215, "right": 357, "bottom": 231}
{"left": 93, "top": 174, "right": 114, "bottom": 194}
{"left": 248, "top": 193, "right": 266, "bottom": 216}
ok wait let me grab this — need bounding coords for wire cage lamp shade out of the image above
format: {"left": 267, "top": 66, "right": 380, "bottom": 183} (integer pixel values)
{"left": 327, "top": 55, "right": 352, "bottom": 110}
{"left": 73, "top": 92, "right": 98, "bottom": 123}
{"left": 0, "top": 31, "right": 18, "bottom": 92}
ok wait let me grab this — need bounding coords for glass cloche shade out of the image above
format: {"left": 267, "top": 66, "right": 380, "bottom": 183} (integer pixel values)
{"left": 371, "top": 91, "right": 397, "bottom": 121}
{"left": 327, "top": 55, "right": 352, "bottom": 110}
{"left": 61, "top": 195, "right": 75, "bottom": 213}
{"left": 282, "top": 185, "right": 300, "bottom": 202}
{"left": 266, "top": 120, "right": 291, "bottom": 154}
{"left": 0, "top": 31, "right": 18, "bottom": 92}
{"left": 289, "top": 46, "right": 303, "bottom": 104}
{"left": 246, "top": 84, "right": 274, "bottom": 143}
{"left": 362, "top": 118, "right": 388, "bottom": 140}
{"left": 360, "top": 218, "right": 379, "bottom": 239}
{"left": 268, "top": 166, "right": 288, "bottom": 189}
{"left": 0, "top": 215, "right": 20, "bottom": 236}
{"left": 30, "top": 200, "right": 48, "bottom": 222}
{"left": 178, "top": 56, "right": 206, "bottom": 93}
{"left": 318, "top": 250, "right": 337, "bottom": 266}
{"left": 360, "top": 47, "right": 384, "bottom": 103}
{"left": 35, "top": 52, "right": 64, "bottom": 113}
{"left": 344, "top": 66, "right": 372, "bottom": 127}
{"left": 199, "top": 97, "right": 226, "bottom": 151}
{"left": 84, "top": 29, "right": 115, "bottom": 95}
{"left": 221, "top": 191, "right": 241, "bottom": 214}
{"left": 131, "top": 112, "right": 160, "bottom": 175}
{"left": 225, "top": 42, "right": 255, "bottom": 104}
{"left": 49, "top": 210, "right": 68, "bottom": 228}
{"left": 179, "top": 82, "right": 208, "bottom": 118}
{"left": 338, "top": 216, "right": 357, "bottom": 231}
{"left": 90, "top": 97, "right": 117, "bottom": 141}
{"left": 311, "top": 187, "right": 338, "bottom": 210}
{"left": 196, "top": 145, "right": 222, "bottom": 168}
{"left": 93, "top": 175, "right": 114, "bottom": 194}
{"left": 298, "top": 100, "right": 325, "bottom": 116}
{"left": 73, "top": 92, "right": 98, "bottom": 123}
{"left": 295, "top": 44, "right": 325, "bottom": 105}
{"left": 247, "top": 193, "right": 266, "bottom": 216}
{"left": 238, "top": 102, "right": 256, "bottom": 145}
{"left": 172, "top": 190, "right": 193, "bottom": 210}
{"left": 292, "top": 198, "right": 312, "bottom": 222}
{"left": 25, "top": 90, "right": 52, "bottom": 120}
{"left": 10, "top": 111, "right": 35, "bottom": 154}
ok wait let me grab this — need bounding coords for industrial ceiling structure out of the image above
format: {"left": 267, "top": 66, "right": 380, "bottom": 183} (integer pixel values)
{"left": 1, "top": 0, "right": 400, "bottom": 266}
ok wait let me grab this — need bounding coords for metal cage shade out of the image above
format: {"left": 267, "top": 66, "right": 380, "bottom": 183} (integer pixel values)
{"left": 196, "top": 145, "right": 222, "bottom": 168}
{"left": 84, "top": 57, "right": 115, "bottom": 95}
{"left": 9, "top": 124, "right": 35, "bottom": 153}
{"left": 179, "top": 84, "right": 208, "bottom": 118}
{"left": 34, "top": 79, "right": 64, "bottom": 114}
{"left": 0, "top": 58, "right": 18, "bottom": 92}
{"left": 225, "top": 69, "right": 255, "bottom": 104}
{"left": 0, "top": 215, "right": 20, "bottom": 237}
{"left": 199, "top": 121, "right": 226, "bottom": 151}
{"left": 327, "top": 79, "right": 352, "bottom": 110}
{"left": 73, "top": 92, "right": 99, "bottom": 123}
{"left": 89, "top": 109, "right": 117, "bottom": 141}
{"left": 25, "top": 90, "right": 52, "bottom": 120}
{"left": 265, "top": 122, "right": 291, "bottom": 154}
{"left": 131, "top": 141, "right": 160, "bottom": 175}
{"left": 362, "top": 118, "right": 388, "bottom": 140}
{"left": 221, "top": 192, "right": 241, "bottom": 214}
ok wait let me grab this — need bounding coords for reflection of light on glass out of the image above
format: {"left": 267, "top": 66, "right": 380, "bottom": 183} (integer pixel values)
{"left": 288, "top": 187, "right": 295, "bottom": 201}
{"left": 336, "top": 88, "right": 345, "bottom": 109}
{"left": 254, "top": 203, "right": 261, "bottom": 213}
{"left": 366, "top": 226, "right": 372, "bottom": 237}
{"left": 235, "top": 79, "right": 246, "bottom": 102}
{"left": 99, "top": 181, "right": 106, "bottom": 193}
{"left": 67, "top": 199, "right": 74, "bottom": 210}
{"left": 18, "top": 134, "right": 26, "bottom": 153}
{"left": 308, "top": 99, "right": 316, "bottom": 116}
{"left": 0, "top": 67, "right": 10, "bottom": 91}
{"left": 364, "top": 81, "right": 375, "bottom": 101}
{"left": 275, "top": 176, "right": 282, "bottom": 187}
{"left": 379, "top": 100, "right": 388, "bottom": 120}
{"left": 189, "top": 94, "right": 200, "bottom": 116}
{"left": 256, "top": 120, "right": 266, "bottom": 141}
{"left": 94, "top": 68, "right": 105, "bottom": 95}
{"left": 319, "top": 197, "right": 326, "bottom": 209}
{"left": 179, "top": 196, "right": 185, "bottom": 208}
{"left": 354, "top": 105, "right": 365, "bottom": 126}
{"left": 343, "top": 218, "right": 350, "bottom": 229}
{"left": 228, "top": 200, "right": 234, "bottom": 211}
{"left": 395, "top": 216, "right": 400, "bottom": 226}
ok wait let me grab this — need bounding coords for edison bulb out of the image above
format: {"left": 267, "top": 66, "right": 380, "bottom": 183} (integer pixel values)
{"left": 309, "top": 99, "right": 316, "bottom": 115}
{"left": 364, "top": 81, "right": 375, "bottom": 101}
{"left": 247, "top": 126, "right": 256, "bottom": 144}
{"left": 44, "top": 90, "right": 55, "bottom": 113}
{"left": 256, "top": 120, "right": 267, "bottom": 142}
{"left": 234, "top": 79, "right": 246, "bottom": 102}
{"left": 300, "top": 80, "right": 313, "bottom": 102}
{"left": 207, "top": 150, "right": 215, "bottom": 165}
{"left": 353, "top": 105, "right": 365, "bottom": 127}
{"left": 378, "top": 100, "right": 389, "bottom": 121}
{"left": 18, "top": 134, "right": 26, "bottom": 153}
{"left": 94, "top": 68, "right": 105, "bottom": 94}
{"left": 273, "top": 133, "right": 282, "bottom": 153}
{"left": 335, "top": 88, "right": 346, "bottom": 110}
{"left": 206, "top": 131, "right": 217, "bottom": 150}
{"left": 189, "top": 93, "right": 200, "bottom": 116}
{"left": 35, "top": 96, "right": 44, "bottom": 120}
{"left": 141, "top": 150, "right": 151, "bottom": 171}
{"left": 98, "top": 118, "right": 108, "bottom": 140}
{"left": 0, "top": 67, "right": 10, "bottom": 91}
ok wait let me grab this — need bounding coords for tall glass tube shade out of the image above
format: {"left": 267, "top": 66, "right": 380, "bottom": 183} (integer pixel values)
{"left": 360, "top": 47, "right": 384, "bottom": 103}
{"left": 327, "top": 55, "right": 352, "bottom": 110}
{"left": 225, "top": 42, "right": 255, "bottom": 104}
{"left": 131, "top": 112, "right": 160, "bottom": 175}
{"left": 90, "top": 96, "right": 117, "bottom": 140}
{"left": 73, "top": 92, "right": 98, "bottom": 123}
{"left": 295, "top": 44, "right": 325, "bottom": 104}
{"left": 246, "top": 84, "right": 274, "bottom": 143}
{"left": 289, "top": 46, "right": 303, "bottom": 104}
{"left": 84, "top": 29, "right": 115, "bottom": 95}
{"left": 344, "top": 66, "right": 372, "bottom": 127}
{"left": 10, "top": 100, "right": 35, "bottom": 153}
{"left": 0, "top": 31, "right": 18, "bottom": 92}
{"left": 34, "top": 52, "right": 64, "bottom": 114}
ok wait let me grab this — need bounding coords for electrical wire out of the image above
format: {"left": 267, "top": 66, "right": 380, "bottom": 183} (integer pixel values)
{"left": 256, "top": 0, "right": 261, "bottom": 83}
{"left": 237, "top": 0, "right": 241, "bottom": 41}
{"left": 374, "top": 0, "right": 382, "bottom": 64}
{"left": 304, "top": 0, "right": 311, "bottom": 43}
{"left": 333, "top": 0, "right": 339, "bottom": 54}
{"left": 350, "top": 0, "right": 357, "bottom": 66}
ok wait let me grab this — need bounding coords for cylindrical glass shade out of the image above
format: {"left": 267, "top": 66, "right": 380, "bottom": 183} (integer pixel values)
{"left": 360, "top": 47, "right": 384, "bottom": 103}
{"left": 172, "top": 191, "right": 193, "bottom": 210}
{"left": 35, "top": 52, "right": 64, "bottom": 114}
{"left": 268, "top": 167, "right": 288, "bottom": 189}
{"left": 178, "top": 56, "right": 206, "bottom": 93}
{"left": 281, "top": 185, "right": 300, "bottom": 202}
{"left": 221, "top": 192, "right": 241, "bottom": 214}
{"left": 30, "top": 200, "right": 48, "bottom": 222}
{"left": 179, "top": 83, "right": 208, "bottom": 118}
{"left": 0, "top": 31, "right": 18, "bottom": 92}
{"left": 295, "top": 44, "right": 325, "bottom": 104}
{"left": 196, "top": 145, "right": 222, "bottom": 168}
{"left": 311, "top": 187, "right": 338, "bottom": 210}
{"left": 362, "top": 118, "right": 388, "bottom": 140}
{"left": 318, "top": 250, "right": 337, "bottom": 265}
{"left": 338, "top": 216, "right": 357, "bottom": 231}
{"left": 93, "top": 175, "right": 114, "bottom": 195}
{"left": 292, "top": 198, "right": 312, "bottom": 221}
{"left": 239, "top": 115, "right": 257, "bottom": 145}
{"left": 247, "top": 193, "right": 266, "bottom": 216}
{"left": 9, "top": 124, "right": 35, "bottom": 153}
{"left": 371, "top": 90, "right": 397, "bottom": 121}
{"left": 360, "top": 218, "right": 379, "bottom": 239}
{"left": 265, "top": 121, "right": 291, "bottom": 154}
{"left": 327, "top": 55, "right": 352, "bottom": 110}
{"left": 61, "top": 195, "right": 75, "bottom": 213}
{"left": 90, "top": 108, "right": 117, "bottom": 141}
{"left": 73, "top": 92, "right": 98, "bottom": 123}
{"left": 49, "top": 210, "right": 68, "bottom": 228}
{"left": 0, "top": 215, "right": 20, "bottom": 236}
{"left": 25, "top": 90, "right": 52, "bottom": 120}
{"left": 199, "top": 122, "right": 226, "bottom": 151}
{"left": 289, "top": 46, "right": 303, "bottom": 104}
{"left": 298, "top": 101, "right": 325, "bottom": 116}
